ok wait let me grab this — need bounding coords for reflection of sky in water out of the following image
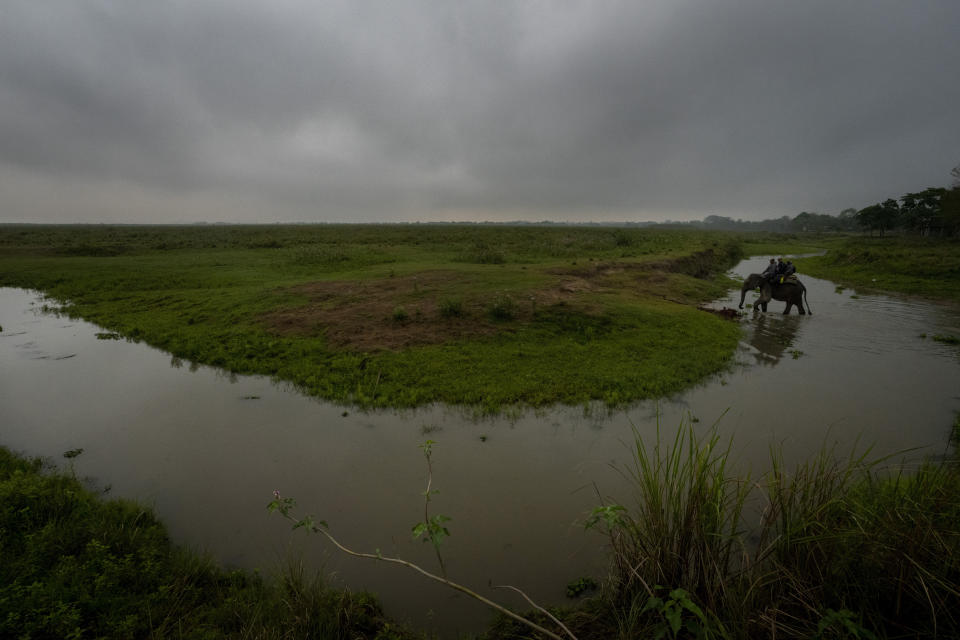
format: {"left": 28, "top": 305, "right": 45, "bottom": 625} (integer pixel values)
{"left": 2, "top": 277, "right": 960, "bottom": 637}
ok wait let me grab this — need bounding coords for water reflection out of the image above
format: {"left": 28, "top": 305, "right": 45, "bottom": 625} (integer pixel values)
{"left": 747, "top": 314, "right": 805, "bottom": 365}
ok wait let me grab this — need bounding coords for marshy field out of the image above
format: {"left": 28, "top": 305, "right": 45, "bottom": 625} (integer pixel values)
{"left": 2, "top": 225, "right": 960, "bottom": 639}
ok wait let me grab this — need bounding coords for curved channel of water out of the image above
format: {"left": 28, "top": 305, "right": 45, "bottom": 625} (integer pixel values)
{"left": 1, "top": 256, "right": 959, "bottom": 636}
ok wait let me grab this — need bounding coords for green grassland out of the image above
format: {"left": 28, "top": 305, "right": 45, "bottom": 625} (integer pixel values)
{"left": 792, "top": 235, "right": 960, "bottom": 301}
{"left": 1, "top": 224, "right": 753, "bottom": 411}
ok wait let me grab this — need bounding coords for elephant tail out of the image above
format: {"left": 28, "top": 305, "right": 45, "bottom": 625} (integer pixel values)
{"left": 803, "top": 285, "right": 812, "bottom": 315}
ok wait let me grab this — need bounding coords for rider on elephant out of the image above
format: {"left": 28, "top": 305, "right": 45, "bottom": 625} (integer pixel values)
{"left": 762, "top": 258, "right": 778, "bottom": 282}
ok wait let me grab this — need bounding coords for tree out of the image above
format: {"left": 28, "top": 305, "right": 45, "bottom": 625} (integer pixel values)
{"left": 855, "top": 204, "right": 883, "bottom": 236}
{"left": 941, "top": 186, "right": 960, "bottom": 235}
{"left": 900, "top": 188, "right": 946, "bottom": 235}
{"left": 855, "top": 201, "right": 900, "bottom": 237}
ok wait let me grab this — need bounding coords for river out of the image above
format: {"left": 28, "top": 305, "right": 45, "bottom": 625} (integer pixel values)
{"left": 1, "top": 256, "right": 959, "bottom": 636}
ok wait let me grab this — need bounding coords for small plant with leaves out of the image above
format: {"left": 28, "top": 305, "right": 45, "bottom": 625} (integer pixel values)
{"left": 412, "top": 440, "right": 450, "bottom": 575}
{"left": 267, "top": 443, "right": 578, "bottom": 640}
{"left": 814, "top": 608, "right": 878, "bottom": 640}
{"left": 641, "top": 587, "right": 725, "bottom": 640}
{"left": 565, "top": 577, "right": 598, "bottom": 598}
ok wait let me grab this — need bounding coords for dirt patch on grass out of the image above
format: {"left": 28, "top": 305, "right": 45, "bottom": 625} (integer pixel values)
{"left": 262, "top": 270, "right": 592, "bottom": 351}
{"left": 261, "top": 254, "right": 736, "bottom": 352}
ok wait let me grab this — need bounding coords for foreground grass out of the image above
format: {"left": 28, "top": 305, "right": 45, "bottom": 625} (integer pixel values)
{"left": 484, "top": 423, "right": 960, "bottom": 640}
{"left": 0, "top": 446, "right": 417, "bottom": 640}
{"left": 792, "top": 235, "right": 960, "bottom": 301}
{"left": 0, "top": 224, "right": 751, "bottom": 411}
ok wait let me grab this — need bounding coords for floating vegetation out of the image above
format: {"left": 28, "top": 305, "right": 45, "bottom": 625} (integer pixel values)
{"left": 95, "top": 332, "right": 122, "bottom": 340}
{"left": 565, "top": 576, "right": 598, "bottom": 598}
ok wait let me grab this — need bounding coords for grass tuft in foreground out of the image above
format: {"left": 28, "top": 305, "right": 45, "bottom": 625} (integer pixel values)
{"left": 544, "top": 422, "right": 960, "bottom": 640}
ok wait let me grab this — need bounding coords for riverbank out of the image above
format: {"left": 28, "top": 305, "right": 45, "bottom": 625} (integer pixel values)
{"left": 0, "top": 224, "right": 760, "bottom": 412}
{"left": 0, "top": 445, "right": 420, "bottom": 639}
{"left": 792, "top": 235, "right": 960, "bottom": 302}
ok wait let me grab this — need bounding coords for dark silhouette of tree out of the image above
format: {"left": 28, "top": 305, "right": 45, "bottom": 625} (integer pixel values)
{"left": 942, "top": 168, "right": 960, "bottom": 234}
{"left": 901, "top": 188, "right": 946, "bottom": 235}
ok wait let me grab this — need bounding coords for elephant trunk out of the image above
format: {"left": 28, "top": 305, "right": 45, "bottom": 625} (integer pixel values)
{"left": 739, "top": 274, "right": 759, "bottom": 308}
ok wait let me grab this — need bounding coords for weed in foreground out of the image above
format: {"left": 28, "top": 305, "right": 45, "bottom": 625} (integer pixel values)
{"left": 588, "top": 422, "right": 960, "bottom": 639}
{"left": 270, "top": 441, "right": 578, "bottom": 640}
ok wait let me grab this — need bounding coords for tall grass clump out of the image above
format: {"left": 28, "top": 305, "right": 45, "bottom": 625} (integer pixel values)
{"left": 588, "top": 421, "right": 749, "bottom": 636}
{"left": 589, "top": 424, "right": 960, "bottom": 639}
{"left": 755, "top": 450, "right": 960, "bottom": 639}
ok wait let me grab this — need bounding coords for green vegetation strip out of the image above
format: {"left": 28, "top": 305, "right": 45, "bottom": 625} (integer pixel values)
{"left": 792, "top": 235, "right": 960, "bottom": 301}
{"left": 0, "top": 225, "right": 748, "bottom": 410}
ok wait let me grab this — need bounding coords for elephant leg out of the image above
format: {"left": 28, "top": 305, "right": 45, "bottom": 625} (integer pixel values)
{"left": 783, "top": 303, "right": 792, "bottom": 315}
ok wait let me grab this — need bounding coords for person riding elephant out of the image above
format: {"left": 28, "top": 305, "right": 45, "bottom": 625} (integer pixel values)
{"left": 761, "top": 258, "right": 778, "bottom": 282}
{"left": 738, "top": 272, "right": 811, "bottom": 315}
{"left": 774, "top": 257, "right": 787, "bottom": 278}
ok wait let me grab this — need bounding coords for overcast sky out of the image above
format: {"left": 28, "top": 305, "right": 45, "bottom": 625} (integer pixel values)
{"left": 1, "top": 1, "right": 958, "bottom": 224}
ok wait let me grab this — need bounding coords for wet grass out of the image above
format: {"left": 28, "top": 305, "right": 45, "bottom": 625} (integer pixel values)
{"left": 0, "top": 445, "right": 418, "bottom": 640}
{"left": 792, "top": 235, "right": 960, "bottom": 301}
{"left": 0, "top": 224, "right": 750, "bottom": 411}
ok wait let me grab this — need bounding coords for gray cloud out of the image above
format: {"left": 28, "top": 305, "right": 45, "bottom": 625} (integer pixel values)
{"left": 1, "top": 0, "right": 958, "bottom": 223}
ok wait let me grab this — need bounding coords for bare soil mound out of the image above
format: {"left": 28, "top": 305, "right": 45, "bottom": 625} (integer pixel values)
{"left": 262, "top": 270, "right": 591, "bottom": 351}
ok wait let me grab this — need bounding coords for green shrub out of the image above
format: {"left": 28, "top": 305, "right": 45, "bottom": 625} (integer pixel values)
{"left": 438, "top": 297, "right": 463, "bottom": 318}
{"left": 487, "top": 294, "right": 516, "bottom": 320}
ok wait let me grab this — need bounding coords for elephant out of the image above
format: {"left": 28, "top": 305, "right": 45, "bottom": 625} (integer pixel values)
{"left": 738, "top": 273, "right": 811, "bottom": 315}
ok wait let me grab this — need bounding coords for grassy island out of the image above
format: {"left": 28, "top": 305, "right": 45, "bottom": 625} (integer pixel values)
{"left": 0, "top": 224, "right": 750, "bottom": 411}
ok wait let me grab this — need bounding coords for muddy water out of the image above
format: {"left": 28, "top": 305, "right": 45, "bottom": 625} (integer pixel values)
{"left": 2, "top": 256, "right": 960, "bottom": 637}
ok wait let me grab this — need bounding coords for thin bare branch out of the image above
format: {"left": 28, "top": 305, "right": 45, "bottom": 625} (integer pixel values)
{"left": 492, "top": 584, "right": 578, "bottom": 640}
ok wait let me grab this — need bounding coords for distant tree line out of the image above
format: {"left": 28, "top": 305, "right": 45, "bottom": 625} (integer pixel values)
{"left": 681, "top": 165, "right": 960, "bottom": 237}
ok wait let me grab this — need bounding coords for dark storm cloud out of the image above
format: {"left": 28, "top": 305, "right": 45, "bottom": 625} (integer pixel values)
{"left": 1, "top": 0, "right": 958, "bottom": 223}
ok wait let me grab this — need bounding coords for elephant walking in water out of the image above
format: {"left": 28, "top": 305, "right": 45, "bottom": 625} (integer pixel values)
{"left": 738, "top": 273, "right": 812, "bottom": 315}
